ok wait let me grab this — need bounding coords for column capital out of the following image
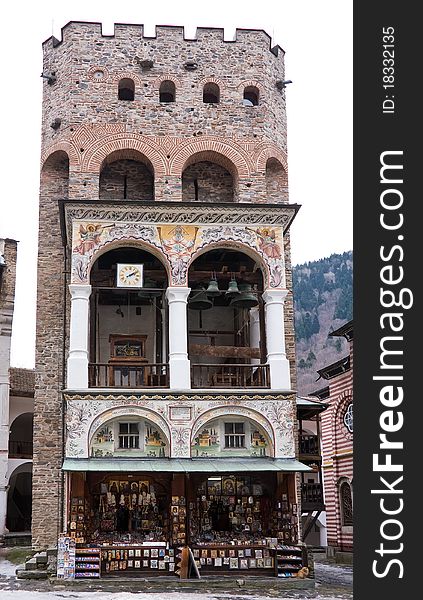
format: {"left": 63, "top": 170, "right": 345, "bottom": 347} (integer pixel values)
{"left": 69, "top": 283, "right": 92, "bottom": 300}
{"left": 262, "top": 288, "right": 289, "bottom": 305}
{"left": 166, "top": 286, "right": 191, "bottom": 303}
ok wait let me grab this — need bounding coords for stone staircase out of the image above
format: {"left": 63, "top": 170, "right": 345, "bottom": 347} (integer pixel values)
{"left": 16, "top": 548, "right": 57, "bottom": 580}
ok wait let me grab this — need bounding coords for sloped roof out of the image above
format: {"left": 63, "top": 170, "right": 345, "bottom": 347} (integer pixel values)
{"left": 9, "top": 368, "right": 35, "bottom": 397}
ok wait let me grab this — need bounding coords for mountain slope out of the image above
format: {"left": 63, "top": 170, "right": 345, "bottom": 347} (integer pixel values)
{"left": 293, "top": 251, "right": 353, "bottom": 395}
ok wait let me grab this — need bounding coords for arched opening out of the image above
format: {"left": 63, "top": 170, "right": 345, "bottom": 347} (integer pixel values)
{"left": 6, "top": 463, "right": 32, "bottom": 532}
{"left": 265, "top": 158, "right": 288, "bottom": 203}
{"left": 118, "top": 78, "right": 135, "bottom": 101}
{"left": 99, "top": 150, "right": 154, "bottom": 201}
{"left": 187, "top": 248, "right": 269, "bottom": 389}
{"left": 243, "top": 86, "right": 259, "bottom": 106}
{"left": 88, "top": 245, "right": 169, "bottom": 388}
{"left": 339, "top": 480, "right": 353, "bottom": 526}
{"left": 90, "top": 415, "right": 169, "bottom": 458}
{"left": 191, "top": 415, "right": 272, "bottom": 458}
{"left": 182, "top": 152, "right": 236, "bottom": 203}
{"left": 9, "top": 412, "right": 33, "bottom": 458}
{"left": 159, "top": 80, "right": 176, "bottom": 103}
{"left": 40, "top": 150, "right": 69, "bottom": 199}
{"left": 203, "top": 82, "right": 220, "bottom": 104}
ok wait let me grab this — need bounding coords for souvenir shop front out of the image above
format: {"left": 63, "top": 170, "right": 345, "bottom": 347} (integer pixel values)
{"left": 62, "top": 459, "right": 311, "bottom": 579}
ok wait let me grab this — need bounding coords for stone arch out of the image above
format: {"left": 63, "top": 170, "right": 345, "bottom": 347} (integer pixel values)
{"left": 6, "top": 462, "right": 32, "bottom": 532}
{"left": 169, "top": 137, "right": 252, "bottom": 179}
{"left": 199, "top": 76, "right": 226, "bottom": 91}
{"left": 88, "top": 405, "right": 171, "bottom": 454}
{"left": 187, "top": 239, "right": 270, "bottom": 289}
{"left": 82, "top": 134, "right": 167, "bottom": 176}
{"left": 255, "top": 145, "right": 288, "bottom": 175}
{"left": 191, "top": 405, "right": 275, "bottom": 457}
{"left": 337, "top": 476, "right": 353, "bottom": 527}
{"left": 332, "top": 390, "right": 353, "bottom": 450}
{"left": 99, "top": 149, "right": 155, "bottom": 201}
{"left": 109, "top": 71, "right": 142, "bottom": 88}
{"left": 41, "top": 146, "right": 76, "bottom": 171}
{"left": 237, "top": 80, "right": 265, "bottom": 96}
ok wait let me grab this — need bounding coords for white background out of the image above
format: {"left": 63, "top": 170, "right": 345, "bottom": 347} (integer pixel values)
{"left": 0, "top": 1, "right": 352, "bottom": 368}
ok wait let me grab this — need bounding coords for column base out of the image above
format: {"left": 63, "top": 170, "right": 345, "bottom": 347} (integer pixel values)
{"left": 169, "top": 357, "right": 191, "bottom": 390}
{"left": 268, "top": 356, "right": 291, "bottom": 390}
{"left": 67, "top": 356, "right": 89, "bottom": 390}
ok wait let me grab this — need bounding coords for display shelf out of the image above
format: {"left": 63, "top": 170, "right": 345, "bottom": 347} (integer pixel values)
{"left": 275, "top": 544, "right": 304, "bottom": 578}
{"left": 100, "top": 544, "right": 175, "bottom": 576}
{"left": 75, "top": 548, "right": 101, "bottom": 579}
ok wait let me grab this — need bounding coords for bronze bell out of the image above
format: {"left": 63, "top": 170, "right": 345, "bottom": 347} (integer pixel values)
{"left": 206, "top": 278, "right": 221, "bottom": 297}
{"left": 225, "top": 279, "right": 240, "bottom": 298}
{"left": 230, "top": 283, "right": 258, "bottom": 309}
{"left": 188, "top": 288, "right": 213, "bottom": 310}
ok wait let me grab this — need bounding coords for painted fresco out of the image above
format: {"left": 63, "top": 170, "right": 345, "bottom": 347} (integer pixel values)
{"left": 70, "top": 218, "right": 284, "bottom": 288}
{"left": 191, "top": 418, "right": 270, "bottom": 458}
{"left": 90, "top": 419, "right": 168, "bottom": 458}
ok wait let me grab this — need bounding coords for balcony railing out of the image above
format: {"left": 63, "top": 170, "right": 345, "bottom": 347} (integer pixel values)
{"left": 299, "top": 434, "right": 320, "bottom": 456}
{"left": 88, "top": 363, "right": 170, "bottom": 388}
{"left": 9, "top": 440, "right": 33, "bottom": 459}
{"left": 301, "top": 482, "right": 325, "bottom": 510}
{"left": 191, "top": 363, "right": 270, "bottom": 389}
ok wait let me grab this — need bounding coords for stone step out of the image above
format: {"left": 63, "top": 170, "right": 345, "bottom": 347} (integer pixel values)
{"left": 35, "top": 552, "right": 48, "bottom": 565}
{"left": 25, "top": 557, "right": 38, "bottom": 571}
{"left": 16, "top": 568, "right": 49, "bottom": 580}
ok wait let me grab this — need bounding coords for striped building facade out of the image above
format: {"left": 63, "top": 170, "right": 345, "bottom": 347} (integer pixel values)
{"left": 312, "top": 321, "right": 353, "bottom": 554}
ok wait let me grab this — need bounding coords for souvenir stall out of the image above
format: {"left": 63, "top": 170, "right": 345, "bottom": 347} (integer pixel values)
{"left": 65, "top": 468, "right": 307, "bottom": 579}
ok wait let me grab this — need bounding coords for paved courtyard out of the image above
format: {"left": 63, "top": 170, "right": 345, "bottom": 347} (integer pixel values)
{"left": 0, "top": 549, "right": 352, "bottom": 599}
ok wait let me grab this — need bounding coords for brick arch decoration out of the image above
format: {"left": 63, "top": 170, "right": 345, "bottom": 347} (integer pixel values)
{"left": 99, "top": 148, "right": 155, "bottom": 173}
{"left": 81, "top": 134, "right": 167, "bottom": 175}
{"left": 255, "top": 144, "right": 289, "bottom": 175}
{"left": 87, "top": 406, "right": 171, "bottom": 456}
{"left": 169, "top": 137, "right": 252, "bottom": 179}
{"left": 41, "top": 143, "right": 79, "bottom": 171}
{"left": 237, "top": 80, "right": 265, "bottom": 97}
{"left": 187, "top": 240, "right": 270, "bottom": 289}
{"left": 87, "top": 65, "right": 110, "bottom": 82}
{"left": 190, "top": 405, "right": 275, "bottom": 457}
{"left": 109, "top": 71, "right": 143, "bottom": 88}
{"left": 153, "top": 74, "right": 182, "bottom": 90}
{"left": 199, "top": 75, "right": 226, "bottom": 90}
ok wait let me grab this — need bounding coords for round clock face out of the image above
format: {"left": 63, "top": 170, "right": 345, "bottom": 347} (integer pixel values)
{"left": 118, "top": 265, "right": 142, "bottom": 287}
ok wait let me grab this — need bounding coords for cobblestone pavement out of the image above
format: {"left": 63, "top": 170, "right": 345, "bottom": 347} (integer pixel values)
{"left": 0, "top": 549, "right": 353, "bottom": 599}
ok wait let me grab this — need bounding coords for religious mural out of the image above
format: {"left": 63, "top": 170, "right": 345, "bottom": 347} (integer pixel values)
{"left": 191, "top": 418, "right": 270, "bottom": 458}
{"left": 70, "top": 218, "right": 285, "bottom": 288}
{"left": 90, "top": 419, "right": 168, "bottom": 458}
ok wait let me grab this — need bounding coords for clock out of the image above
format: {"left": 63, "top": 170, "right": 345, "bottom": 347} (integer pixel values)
{"left": 116, "top": 263, "right": 144, "bottom": 288}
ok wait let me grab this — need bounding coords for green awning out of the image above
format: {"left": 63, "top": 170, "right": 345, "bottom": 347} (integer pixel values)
{"left": 62, "top": 458, "right": 312, "bottom": 473}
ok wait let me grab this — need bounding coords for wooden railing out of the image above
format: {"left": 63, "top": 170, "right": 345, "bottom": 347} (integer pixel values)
{"left": 8, "top": 440, "right": 33, "bottom": 459}
{"left": 88, "top": 363, "right": 169, "bottom": 388}
{"left": 299, "top": 434, "right": 320, "bottom": 456}
{"left": 191, "top": 363, "right": 270, "bottom": 389}
{"left": 301, "top": 482, "right": 325, "bottom": 509}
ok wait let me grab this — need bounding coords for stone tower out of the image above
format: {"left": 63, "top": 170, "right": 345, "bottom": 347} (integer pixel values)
{"left": 34, "top": 21, "right": 305, "bottom": 564}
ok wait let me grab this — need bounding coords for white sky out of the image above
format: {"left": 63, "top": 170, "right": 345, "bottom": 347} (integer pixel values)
{"left": 0, "top": 0, "right": 352, "bottom": 368}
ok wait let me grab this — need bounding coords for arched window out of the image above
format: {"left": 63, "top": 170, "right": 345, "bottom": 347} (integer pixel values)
{"left": 340, "top": 481, "right": 353, "bottom": 526}
{"left": 243, "top": 86, "right": 259, "bottom": 106}
{"left": 159, "top": 80, "right": 176, "bottom": 103}
{"left": 118, "top": 78, "right": 135, "bottom": 101}
{"left": 203, "top": 82, "right": 220, "bottom": 104}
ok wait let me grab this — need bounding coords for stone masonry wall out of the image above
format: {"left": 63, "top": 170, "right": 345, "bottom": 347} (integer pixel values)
{"left": 182, "top": 161, "right": 234, "bottom": 202}
{"left": 32, "top": 153, "right": 68, "bottom": 548}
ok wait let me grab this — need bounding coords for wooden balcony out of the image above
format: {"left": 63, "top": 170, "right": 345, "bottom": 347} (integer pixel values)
{"left": 191, "top": 363, "right": 270, "bottom": 389}
{"left": 299, "top": 434, "right": 321, "bottom": 459}
{"left": 301, "top": 482, "right": 325, "bottom": 511}
{"left": 8, "top": 440, "right": 33, "bottom": 459}
{"left": 88, "top": 363, "right": 169, "bottom": 388}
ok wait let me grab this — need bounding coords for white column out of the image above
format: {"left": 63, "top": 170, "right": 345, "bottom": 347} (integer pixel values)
{"left": 249, "top": 306, "right": 261, "bottom": 366}
{"left": 166, "top": 287, "right": 191, "bottom": 390}
{"left": 0, "top": 310, "right": 13, "bottom": 536}
{"left": 262, "top": 289, "right": 291, "bottom": 390}
{"left": 67, "top": 284, "right": 91, "bottom": 390}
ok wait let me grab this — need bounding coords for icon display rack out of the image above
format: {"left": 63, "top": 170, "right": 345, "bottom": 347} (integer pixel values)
{"left": 75, "top": 547, "right": 101, "bottom": 578}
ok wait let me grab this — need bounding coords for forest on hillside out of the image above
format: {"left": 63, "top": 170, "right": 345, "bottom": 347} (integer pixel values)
{"left": 293, "top": 251, "right": 353, "bottom": 395}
